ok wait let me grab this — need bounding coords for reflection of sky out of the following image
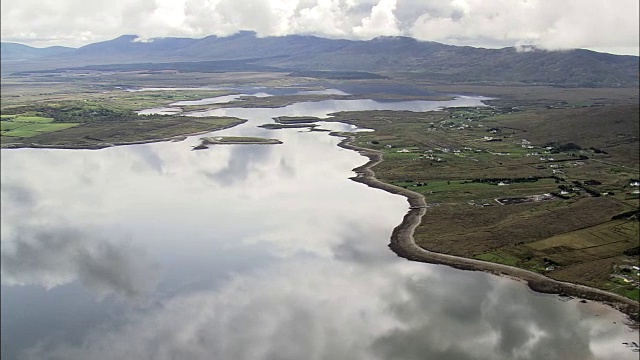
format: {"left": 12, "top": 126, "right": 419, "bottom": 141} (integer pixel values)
{"left": 170, "top": 93, "right": 270, "bottom": 106}
{"left": 138, "top": 88, "right": 352, "bottom": 114}
{"left": 1, "top": 97, "right": 638, "bottom": 359}
{"left": 293, "top": 89, "right": 350, "bottom": 96}
{"left": 192, "top": 96, "right": 489, "bottom": 121}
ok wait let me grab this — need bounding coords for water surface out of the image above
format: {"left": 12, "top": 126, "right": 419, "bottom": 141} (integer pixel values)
{"left": 1, "top": 95, "right": 637, "bottom": 359}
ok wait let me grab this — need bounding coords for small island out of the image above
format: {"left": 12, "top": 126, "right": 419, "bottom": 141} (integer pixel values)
{"left": 273, "top": 116, "right": 322, "bottom": 124}
{"left": 195, "top": 136, "right": 283, "bottom": 149}
{"left": 258, "top": 123, "right": 319, "bottom": 129}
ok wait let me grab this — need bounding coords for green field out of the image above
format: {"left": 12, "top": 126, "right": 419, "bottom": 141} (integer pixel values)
{"left": 0, "top": 122, "right": 26, "bottom": 131}
{"left": 527, "top": 220, "right": 638, "bottom": 253}
{"left": 1, "top": 115, "right": 79, "bottom": 137}
{"left": 13, "top": 116, "right": 55, "bottom": 123}
{"left": 475, "top": 251, "right": 520, "bottom": 267}
{"left": 2, "top": 123, "right": 80, "bottom": 137}
{"left": 623, "top": 288, "right": 640, "bottom": 301}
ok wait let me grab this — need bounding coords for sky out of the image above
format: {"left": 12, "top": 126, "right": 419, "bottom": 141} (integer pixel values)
{"left": 1, "top": 0, "right": 638, "bottom": 55}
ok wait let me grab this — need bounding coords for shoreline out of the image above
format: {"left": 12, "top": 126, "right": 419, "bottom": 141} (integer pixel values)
{"left": 335, "top": 133, "right": 640, "bottom": 325}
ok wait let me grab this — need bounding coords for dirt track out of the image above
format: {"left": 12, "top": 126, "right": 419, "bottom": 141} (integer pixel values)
{"left": 336, "top": 134, "right": 639, "bottom": 324}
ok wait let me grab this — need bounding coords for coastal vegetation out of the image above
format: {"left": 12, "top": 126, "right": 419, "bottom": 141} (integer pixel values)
{"left": 329, "top": 87, "right": 639, "bottom": 302}
{"left": 0, "top": 89, "right": 246, "bottom": 149}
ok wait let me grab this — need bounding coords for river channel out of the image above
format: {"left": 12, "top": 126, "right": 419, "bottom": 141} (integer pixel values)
{"left": 1, "top": 91, "right": 638, "bottom": 359}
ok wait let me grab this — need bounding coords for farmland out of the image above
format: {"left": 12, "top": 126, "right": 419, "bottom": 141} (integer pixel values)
{"left": 329, "top": 88, "right": 639, "bottom": 300}
{"left": 1, "top": 115, "right": 79, "bottom": 137}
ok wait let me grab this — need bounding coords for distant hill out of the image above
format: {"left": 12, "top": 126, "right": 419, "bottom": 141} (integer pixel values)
{"left": 1, "top": 42, "right": 74, "bottom": 61}
{"left": 71, "top": 35, "right": 198, "bottom": 62}
{"left": 2, "top": 32, "right": 638, "bottom": 87}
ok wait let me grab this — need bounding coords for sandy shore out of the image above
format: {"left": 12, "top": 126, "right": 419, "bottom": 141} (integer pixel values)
{"left": 336, "top": 133, "right": 639, "bottom": 324}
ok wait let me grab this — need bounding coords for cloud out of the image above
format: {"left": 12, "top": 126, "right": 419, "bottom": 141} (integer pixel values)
{"left": 407, "top": 0, "right": 640, "bottom": 54}
{"left": 353, "top": 0, "right": 401, "bottom": 38}
{"left": 0, "top": 0, "right": 637, "bottom": 55}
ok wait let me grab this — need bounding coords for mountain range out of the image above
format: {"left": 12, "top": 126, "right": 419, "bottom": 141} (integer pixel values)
{"left": 1, "top": 42, "right": 74, "bottom": 61}
{"left": 2, "top": 31, "right": 638, "bottom": 87}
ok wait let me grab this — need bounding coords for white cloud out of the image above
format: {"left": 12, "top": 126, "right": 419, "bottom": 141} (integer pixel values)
{"left": 289, "top": 0, "right": 355, "bottom": 37}
{"left": 353, "top": 0, "right": 401, "bottom": 38}
{"left": 1, "top": 0, "right": 638, "bottom": 55}
{"left": 407, "top": 0, "right": 640, "bottom": 54}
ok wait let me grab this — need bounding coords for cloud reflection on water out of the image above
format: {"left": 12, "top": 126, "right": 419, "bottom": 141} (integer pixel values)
{"left": 372, "top": 271, "right": 597, "bottom": 360}
{"left": 203, "top": 144, "right": 278, "bottom": 186}
{"left": 1, "top": 224, "right": 159, "bottom": 302}
{"left": 19, "top": 257, "right": 635, "bottom": 360}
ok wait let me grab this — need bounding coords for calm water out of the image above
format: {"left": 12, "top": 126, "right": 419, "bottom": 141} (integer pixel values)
{"left": 137, "top": 88, "right": 347, "bottom": 114}
{"left": 1, "top": 95, "right": 638, "bottom": 359}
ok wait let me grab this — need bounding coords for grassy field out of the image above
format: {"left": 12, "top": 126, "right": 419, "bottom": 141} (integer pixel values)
{"left": 473, "top": 220, "right": 640, "bottom": 299}
{"left": 526, "top": 220, "right": 638, "bottom": 255}
{"left": 12, "top": 116, "right": 55, "bottom": 123}
{"left": 1, "top": 115, "right": 79, "bottom": 137}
